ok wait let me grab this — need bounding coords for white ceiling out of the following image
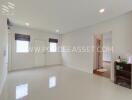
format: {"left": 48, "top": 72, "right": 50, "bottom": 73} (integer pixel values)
{"left": 2, "top": 0, "right": 132, "bottom": 33}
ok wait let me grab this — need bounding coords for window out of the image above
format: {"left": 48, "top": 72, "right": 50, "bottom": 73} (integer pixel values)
{"left": 16, "top": 40, "right": 29, "bottom": 53}
{"left": 15, "top": 34, "right": 30, "bottom": 53}
{"left": 49, "top": 38, "right": 58, "bottom": 52}
{"left": 50, "top": 42, "right": 57, "bottom": 52}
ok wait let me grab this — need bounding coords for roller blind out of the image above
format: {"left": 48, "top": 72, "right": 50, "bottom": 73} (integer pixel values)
{"left": 15, "top": 33, "right": 30, "bottom": 41}
{"left": 49, "top": 38, "right": 58, "bottom": 43}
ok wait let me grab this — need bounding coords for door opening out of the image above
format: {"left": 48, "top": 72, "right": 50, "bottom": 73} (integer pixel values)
{"left": 93, "top": 32, "right": 112, "bottom": 79}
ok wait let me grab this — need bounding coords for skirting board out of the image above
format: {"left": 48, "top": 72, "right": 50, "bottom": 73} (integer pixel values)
{"left": 8, "top": 64, "right": 62, "bottom": 73}
{"left": 64, "top": 64, "right": 115, "bottom": 82}
{"left": 63, "top": 64, "right": 93, "bottom": 74}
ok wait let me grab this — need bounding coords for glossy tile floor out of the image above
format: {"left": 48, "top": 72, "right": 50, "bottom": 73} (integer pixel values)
{"left": 1, "top": 66, "right": 132, "bottom": 100}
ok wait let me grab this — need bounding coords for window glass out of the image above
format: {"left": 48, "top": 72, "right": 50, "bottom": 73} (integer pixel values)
{"left": 49, "top": 42, "right": 57, "bottom": 52}
{"left": 16, "top": 40, "right": 29, "bottom": 53}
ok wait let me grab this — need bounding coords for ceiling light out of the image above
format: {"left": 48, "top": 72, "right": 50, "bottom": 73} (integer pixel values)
{"left": 25, "top": 23, "right": 30, "bottom": 26}
{"left": 2, "top": 5, "right": 9, "bottom": 9}
{"left": 2, "top": 8, "right": 9, "bottom": 12}
{"left": 8, "top": 5, "right": 15, "bottom": 9}
{"left": 99, "top": 8, "right": 105, "bottom": 13}
{"left": 8, "top": 2, "right": 15, "bottom": 7}
{"left": 56, "top": 29, "right": 60, "bottom": 33}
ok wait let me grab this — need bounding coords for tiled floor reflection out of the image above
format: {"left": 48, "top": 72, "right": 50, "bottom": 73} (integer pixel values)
{"left": 49, "top": 76, "right": 56, "bottom": 88}
{"left": 1, "top": 66, "right": 132, "bottom": 100}
{"left": 16, "top": 83, "right": 28, "bottom": 99}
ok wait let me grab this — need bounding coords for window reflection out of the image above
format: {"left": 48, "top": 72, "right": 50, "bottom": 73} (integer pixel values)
{"left": 16, "top": 83, "right": 28, "bottom": 99}
{"left": 49, "top": 76, "right": 56, "bottom": 88}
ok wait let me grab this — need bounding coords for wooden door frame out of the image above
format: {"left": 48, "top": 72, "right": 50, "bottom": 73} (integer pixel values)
{"left": 93, "top": 34, "right": 103, "bottom": 70}
{"left": 93, "top": 31, "right": 113, "bottom": 80}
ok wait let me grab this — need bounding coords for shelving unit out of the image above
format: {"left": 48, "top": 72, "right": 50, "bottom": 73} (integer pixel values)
{"left": 114, "top": 61, "right": 132, "bottom": 89}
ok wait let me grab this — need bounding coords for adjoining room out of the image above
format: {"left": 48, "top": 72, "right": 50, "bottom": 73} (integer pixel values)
{"left": 93, "top": 32, "right": 112, "bottom": 79}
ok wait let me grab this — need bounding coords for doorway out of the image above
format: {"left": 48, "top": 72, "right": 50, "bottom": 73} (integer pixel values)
{"left": 93, "top": 32, "right": 112, "bottom": 79}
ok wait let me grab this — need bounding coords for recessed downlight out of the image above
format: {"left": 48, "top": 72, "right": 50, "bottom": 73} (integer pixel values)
{"left": 56, "top": 29, "right": 60, "bottom": 33}
{"left": 99, "top": 8, "right": 105, "bottom": 13}
{"left": 25, "top": 23, "right": 30, "bottom": 26}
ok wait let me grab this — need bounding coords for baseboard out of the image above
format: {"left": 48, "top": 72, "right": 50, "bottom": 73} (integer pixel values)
{"left": 103, "top": 61, "right": 111, "bottom": 63}
{"left": 8, "top": 64, "right": 62, "bottom": 73}
{"left": 64, "top": 64, "right": 93, "bottom": 74}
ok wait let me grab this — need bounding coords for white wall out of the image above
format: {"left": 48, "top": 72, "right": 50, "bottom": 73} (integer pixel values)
{"left": 62, "top": 31, "right": 93, "bottom": 73}
{"left": 62, "top": 11, "right": 132, "bottom": 80}
{"left": 0, "top": 14, "right": 8, "bottom": 95}
{"left": 8, "top": 25, "right": 62, "bottom": 71}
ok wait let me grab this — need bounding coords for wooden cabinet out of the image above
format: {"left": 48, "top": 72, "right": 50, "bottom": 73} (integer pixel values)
{"left": 114, "top": 62, "right": 132, "bottom": 89}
